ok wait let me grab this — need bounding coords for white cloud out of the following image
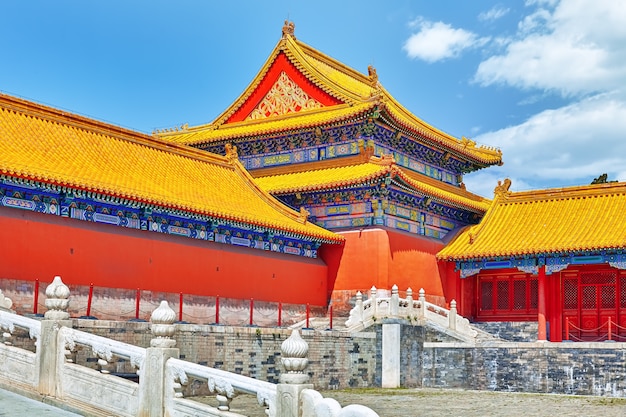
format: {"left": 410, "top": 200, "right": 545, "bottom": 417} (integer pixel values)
{"left": 403, "top": 19, "right": 487, "bottom": 63}
{"left": 466, "top": 92, "right": 626, "bottom": 196}
{"left": 478, "top": 6, "right": 510, "bottom": 22}
{"left": 462, "top": 0, "right": 626, "bottom": 197}
{"left": 474, "top": 0, "right": 626, "bottom": 96}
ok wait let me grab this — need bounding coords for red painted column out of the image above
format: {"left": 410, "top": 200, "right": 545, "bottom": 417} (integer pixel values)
{"left": 549, "top": 273, "right": 563, "bottom": 342}
{"left": 33, "top": 279, "right": 40, "bottom": 315}
{"left": 538, "top": 265, "right": 547, "bottom": 341}
{"left": 86, "top": 283, "right": 94, "bottom": 317}
{"left": 455, "top": 269, "right": 462, "bottom": 315}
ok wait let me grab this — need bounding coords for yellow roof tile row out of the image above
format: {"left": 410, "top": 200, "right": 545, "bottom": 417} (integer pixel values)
{"left": 158, "top": 103, "right": 374, "bottom": 146}
{"left": 438, "top": 182, "right": 626, "bottom": 260}
{"left": 157, "top": 33, "right": 502, "bottom": 166}
{"left": 381, "top": 97, "right": 502, "bottom": 164}
{"left": 255, "top": 162, "right": 387, "bottom": 193}
{"left": 0, "top": 94, "right": 342, "bottom": 243}
{"left": 255, "top": 158, "right": 490, "bottom": 213}
{"left": 290, "top": 38, "right": 374, "bottom": 102}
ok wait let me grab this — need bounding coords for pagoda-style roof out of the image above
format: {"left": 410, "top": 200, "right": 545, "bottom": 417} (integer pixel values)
{"left": 156, "top": 25, "right": 502, "bottom": 168}
{"left": 0, "top": 93, "right": 342, "bottom": 244}
{"left": 254, "top": 154, "right": 490, "bottom": 214}
{"left": 437, "top": 180, "right": 626, "bottom": 261}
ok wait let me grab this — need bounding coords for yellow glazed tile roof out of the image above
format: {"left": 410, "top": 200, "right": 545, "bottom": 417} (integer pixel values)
{"left": 156, "top": 33, "right": 502, "bottom": 166}
{"left": 0, "top": 93, "right": 342, "bottom": 243}
{"left": 438, "top": 181, "right": 626, "bottom": 260}
{"left": 254, "top": 157, "right": 490, "bottom": 213}
{"left": 157, "top": 103, "right": 375, "bottom": 146}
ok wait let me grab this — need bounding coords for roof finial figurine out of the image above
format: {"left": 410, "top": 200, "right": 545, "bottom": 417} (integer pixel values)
{"left": 224, "top": 143, "right": 239, "bottom": 161}
{"left": 591, "top": 173, "right": 608, "bottom": 184}
{"left": 368, "top": 65, "right": 378, "bottom": 86}
{"left": 494, "top": 178, "right": 512, "bottom": 198}
{"left": 298, "top": 206, "right": 310, "bottom": 223}
{"left": 282, "top": 20, "right": 295, "bottom": 38}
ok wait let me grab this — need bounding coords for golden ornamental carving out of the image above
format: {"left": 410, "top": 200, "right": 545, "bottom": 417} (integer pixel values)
{"left": 282, "top": 20, "right": 295, "bottom": 38}
{"left": 461, "top": 136, "right": 476, "bottom": 148}
{"left": 494, "top": 178, "right": 512, "bottom": 198}
{"left": 247, "top": 72, "right": 322, "bottom": 120}
{"left": 298, "top": 206, "right": 310, "bottom": 224}
{"left": 367, "top": 65, "right": 378, "bottom": 86}
{"left": 225, "top": 143, "right": 239, "bottom": 161}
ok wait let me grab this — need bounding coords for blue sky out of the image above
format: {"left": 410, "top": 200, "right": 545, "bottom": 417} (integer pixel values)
{"left": 2, "top": 1, "right": 625, "bottom": 197}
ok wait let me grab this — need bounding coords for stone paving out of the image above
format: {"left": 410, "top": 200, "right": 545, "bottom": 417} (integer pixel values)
{"left": 319, "top": 388, "right": 626, "bottom": 417}
{"left": 3, "top": 386, "right": 625, "bottom": 416}
{"left": 0, "top": 388, "right": 81, "bottom": 417}
{"left": 220, "top": 388, "right": 626, "bottom": 417}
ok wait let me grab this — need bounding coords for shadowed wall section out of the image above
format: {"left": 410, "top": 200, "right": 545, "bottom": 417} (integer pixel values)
{"left": 327, "top": 228, "right": 448, "bottom": 313}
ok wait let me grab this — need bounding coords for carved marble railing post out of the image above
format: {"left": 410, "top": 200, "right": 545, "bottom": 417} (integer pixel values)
{"left": 0, "top": 289, "right": 13, "bottom": 312}
{"left": 277, "top": 329, "right": 313, "bottom": 417}
{"left": 138, "top": 300, "right": 180, "bottom": 417}
{"left": 40, "top": 276, "right": 72, "bottom": 396}
{"left": 406, "top": 287, "right": 414, "bottom": 319}
{"left": 370, "top": 286, "right": 378, "bottom": 317}
{"left": 345, "top": 291, "right": 364, "bottom": 329}
{"left": 449, "top": 300, "right": 457, "bottom": 331}
{"left": 390, "top": 284, "right": 399, "bottom": 317}
{"left": 354, "top": 291, "right": 363, "bottom": 320}
{"left": 1, "top": 289, "right": 14, "bottom": 345}
{"left": 418, "top": 288, "right": 426, "bottom": 319}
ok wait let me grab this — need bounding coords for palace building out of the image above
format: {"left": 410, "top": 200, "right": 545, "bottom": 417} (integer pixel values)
{"left": 1, "top": 22, "right": 624, "bottom": 340}
{"left": 155, "top": 22, "right": 501, "bottom": 307}
{"left": 438, "top": 180, "right": 626, "bottom": 342}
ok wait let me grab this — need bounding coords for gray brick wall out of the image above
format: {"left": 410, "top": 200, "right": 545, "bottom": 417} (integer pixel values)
{"left": 418, "top": 344, "right": 626, "bottom": 396}
{"left": 472, "top": 322, "right": 539, "bottom": 342}
{"left": 7, "top": 318, "right": 619, "bottom": 397}
{"left": 71, "top": 320, "right": 378, "bottom": 390}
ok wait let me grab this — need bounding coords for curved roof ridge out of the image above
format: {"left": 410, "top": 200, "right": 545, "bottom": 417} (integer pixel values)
{"left": 255, "top": 158, "right": 489, "bottom": 213}
{"left": 502, "top": 180, "right": 626, "bottom": 202}
{"left": 378, "top": 92, "right": 502, "bottom": 163}
{"left": 437, "top": 179, "right": 626, "bottom": 261}
{"left": 288, "top": 36, "right": 375, "bottom": 103}
{"left": 391, "top": 166, "right": 491, "bottom": 213}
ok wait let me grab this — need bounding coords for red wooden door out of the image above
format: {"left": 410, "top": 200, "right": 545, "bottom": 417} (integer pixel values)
{"left": 563, "top": 269, "right": 620, "bottom": 341}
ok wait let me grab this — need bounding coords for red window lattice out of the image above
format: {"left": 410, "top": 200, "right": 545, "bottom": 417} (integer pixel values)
{"left": 563, "top": 279, "right": 578, "bottom": 310}
{"left": 601, "top": 286, "right": 616, "bottom": 309}
{"left": 513, "top": 280, "right": 526, "bottom": 310}
{"left": 621, "top": 277, "right": 626, "bottom": 309}
{"left": 497, "top": 281, "right": 509, "bottom": 310}
{"left": 581, "top": 286, "right": 597, "bottom": 309}
{"left": 478, "top": 275, "right": 538, "bottom": 317}
{"left": 581, "top": 271, "right": 616, "bottom": 285}
{"left": 481, "top": 281, "right": 493, "bottom": 310}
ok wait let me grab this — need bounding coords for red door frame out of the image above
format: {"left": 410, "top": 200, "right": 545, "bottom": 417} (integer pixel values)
{"left": 562, "top": 265, "right": 625, "bottom": 342}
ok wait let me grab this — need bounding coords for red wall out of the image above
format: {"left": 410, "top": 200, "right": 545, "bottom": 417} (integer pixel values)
{"left": 0, "top": 206, "right": 331, "bottom": 305}
{"left": 328, "top": 228, "right": 448, "bottom": 309}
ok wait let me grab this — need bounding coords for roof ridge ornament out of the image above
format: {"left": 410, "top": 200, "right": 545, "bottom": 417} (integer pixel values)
{"left": 494, "top": 178, "right": 512, "bottom": 198}
{"left": 367, "top": 65, "right": 378, "bottom": 86}
{"left": 298, "top": 206, "right": 309, "bottom": 224}
{"left": 461, "top": 136, "right": 476, "bottom": 148}
{"left": 282, "top": 20, "right": 296, "bottom": 39}
{"left": 224, "top": 143, "right": 239, "bottom": 162}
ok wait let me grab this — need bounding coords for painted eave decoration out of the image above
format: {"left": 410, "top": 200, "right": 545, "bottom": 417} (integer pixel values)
{"left": 155, "top": 23, "right": 502, "bottom": 168}
{"left": 254, "top": 154, "right": 490, "bottom": 214}
{"left": 437, "top": 179, "right": 626, "bottom": 261}
{"left": 0, "top": 93, "right": 342, "bottom": 244}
